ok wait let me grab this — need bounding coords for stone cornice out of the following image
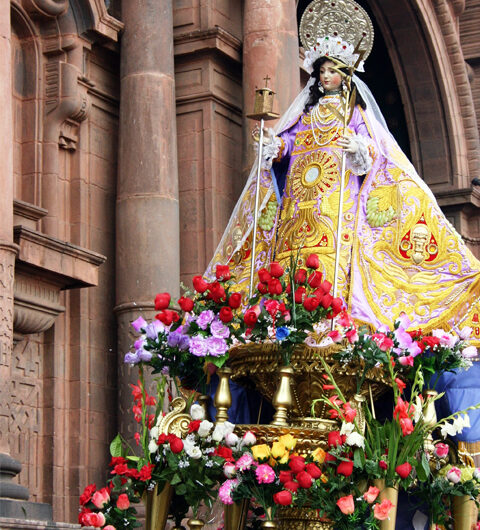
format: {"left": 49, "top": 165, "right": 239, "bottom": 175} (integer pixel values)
{"left": 174, "top": 27, "right": 242, "bottom": 63}
{"left": 435, "top": 187, "right": 480, "bottom": 209}
{"left": 176, "top": 92, "right": 242, "bottom": 116}
{"left": 14, "top": 225, "right": 106, "bottom": 288}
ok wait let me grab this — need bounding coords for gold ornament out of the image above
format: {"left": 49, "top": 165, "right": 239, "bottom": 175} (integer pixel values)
{"left": 299, "top": 0, "right": 374, "bottom": 58}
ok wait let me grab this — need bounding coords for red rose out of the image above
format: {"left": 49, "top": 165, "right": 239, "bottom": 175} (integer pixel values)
{"left": 178, "top": 296, "right": 194, "bottom": 312}
{"left": 117, "top": 493, "right": 130, "bottom": 510}
{"left": 154, "top": 292, "right": 171, "bottom": 310}
{"left": 269, "top": 262, "right": 284, "bottom": 278}
{"left": 192, "top": 275, "right": 208, "bottom": 293}
{"left": 284, "top": 480, "right": 299, "bottom": 493}
{"left": 273, "top": 490, "right": 293, "bottom": 506}
{"left": 268, "top": 279, "right": 283, "bottom": 295}
{"left": 321, "top": 280, "right": 332, "bottom": 293}
{"left": 395, "top": 462, "right": 412, "bottom": 479}
{"left": 297, "top": 471, "right": 313, "bottom": 489}
{"left": 169, "top": 436, "right": 184, "bottom": 454}
{"left": 244, "top": 309, "right": 258, "bottom": 327}
{"left": 219, "top": 306, "right": 233, "bottom": 323}
{"left": 188, "top": 420, "right": 201, "bottom": 433}
{"left": 78, "top": 508, "right": 92, "bottom": 525}
{"left": 228, "top": 292, "right": 242, "bottom": 309}
{"left": 157, "top": 433, "right": 168, "bottom": 445}
{"left": 156, "top": 310, "right": 179, "bottom": 326}
{"left": 321, "top": 294, "right": 333, "bottom": 309}
{"left": 257, "top": 282, "right": 268, "bottom": 294}
{"left": 337, "top": 460, "right": 354, "bottom": 477}
{"left": 279, "top": 470, "right": 293, "bottom": 484}
{"left": 308, "top": 271, "right": 323, "bottom": 288}
{"left": 214, "top": 445, "right": 233, "bottom": 461}
{"left": 328, "top": 431, "right": 343, "bottom": 448}
{"left": 294, "top": 287, "right": 306, "bottom": 303}
{"left": 80, "top": 483, "right": 96, "bottom": 505}
{"left": 288, "top": 455, "right": 305, "bottom": 474}
{"left": 216, "top": 264, "right": 231, "bottom": 281}
{"left": 379, "top": 460, "right": 388, "bottom": 470}
{"left": 109, "top": 457, "right": 126, "bottom": 467}
{"left": 331, "top": 297, "right": 343, "bottom": 314}
{"left": 285, "top": 283, "right": 291, "bottom": 294}
{"left": 294, "top": 268, "right": 307, "bottom": 284}
{"left": 325, "top": 452, "right": 337, "bottom": 463}
{"left": 258, "top": 268, "right": 271, "bottom": 283}
{"left": 209, "top": 282, "right": 226, "bottom": 302}
{"left": 421, "top": 336, "right": 440, "bottom": 350}
{"left": 303, "top": 296, "right": 320, "bottom": 312}
{"left": 306, "top": 462, "right": 322, "bottom": 479}
{"left": 306, "top": 254, "right": 320, "bottom": 269}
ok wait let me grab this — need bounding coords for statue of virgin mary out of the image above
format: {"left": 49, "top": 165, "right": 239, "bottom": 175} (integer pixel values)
{"left": 205, "top": 0, "right": 480, "bottom": 341}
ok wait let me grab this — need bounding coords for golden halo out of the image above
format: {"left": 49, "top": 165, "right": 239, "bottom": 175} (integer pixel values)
{"left": 300, "top": 0, "right": 374, "bottom": 60}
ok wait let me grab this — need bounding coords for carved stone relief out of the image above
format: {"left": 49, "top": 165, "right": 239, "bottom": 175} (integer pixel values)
{"left": 23, "top": 0, "right": 68, "bottom": 19}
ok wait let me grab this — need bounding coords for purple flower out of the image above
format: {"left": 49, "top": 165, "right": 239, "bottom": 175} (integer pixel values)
{"left": 197, "top": 310, "right": 215, "bottom": 330}
{"left": 189, "top": 335, "right": 208, "bottom": 357}
{"left": 206, "top": 336, "right": 228, "bottom": 357}
{"left": 138, "top": 349, "right": 153, "bottom": 362}
{"left": 124, "top": 352, "right": 140, "bottom": 364}
{"left": 134, "top": 338, "right": 145, "bottom": 350}
{"left": 210, "top": 319, "right": 230, "bottom": 339}
{"left": 179, "top": 335, "right": 190, "bottom": 351}
{"left": 145, "top": 320, "right": 165, "bottom": 340}
{"left": 131, "top": 316, "right": 147, "bottom": 332}
{"left": 167, "top": 330, "right": 181, "bottom": 348}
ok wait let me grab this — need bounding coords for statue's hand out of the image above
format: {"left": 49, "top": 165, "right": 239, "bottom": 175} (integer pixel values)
{"left": 338, "top": 135, "right": 358, "bottom": 153}
{"left": 251, "top": 125, "right": 273, "bottom": 143}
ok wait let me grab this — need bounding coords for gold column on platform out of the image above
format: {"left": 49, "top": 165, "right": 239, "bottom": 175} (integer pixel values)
{"left": 214, "top": 367, "right": 232, "bottom": 423}
{"left": 271, "top": 366, "right": 294, "bottom": 427}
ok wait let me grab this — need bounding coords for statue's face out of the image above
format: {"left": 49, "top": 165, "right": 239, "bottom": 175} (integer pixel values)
{"left": 319, "top": 60, "right": 342, "bottom": 91}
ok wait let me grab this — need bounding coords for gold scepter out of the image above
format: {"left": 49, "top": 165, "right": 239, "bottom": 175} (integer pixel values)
{"left": 246, "top": 76, "right": 279, "bottom": 298}
{"left": 328, "top": 41, "right": 367, "bottom": 301}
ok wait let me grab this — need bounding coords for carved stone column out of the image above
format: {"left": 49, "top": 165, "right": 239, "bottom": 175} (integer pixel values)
{"left": 0, "top": 0, "right": 26, "bottom": 502}
{"left": 116, "top": 0, "right": 180, "bottom": 442}
{"left": 242, "top": 0, "right": 300, "bottom": 169}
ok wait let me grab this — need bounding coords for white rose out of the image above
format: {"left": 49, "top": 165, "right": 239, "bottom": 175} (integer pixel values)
{"left": 198, "top": 420, "right": 214, "bottom": 437}
{"left": 183, "top": 438, "right": 195, "bottom": 453}
{"left": 149, "top": 439, "right": 158, "bottom": 453}
{"left": 212, "top": 424, "right": 227, "bottom": 442}
{"left": 224, "top": 462, "right": 236, "bottom": 478}
{"left": 223, "top": 422, "right": 235, "bottom": 435}
{"left": 190, "top": 404, "right": 205, "bottom": 421}
{"left": 150, "top": 426, "right": 159, "bottom": 440}
{"left": 185, "top": 445, "right": 202, "bottom": 459}
{"left": 340, "top": 422, "right": 355, "bottom": 436}
{"left": 242, "top": 431, "right": 257, "bottom": 446}
{"left": 459, "top": 326, "right": 473, "bottom": 340}
{"left": 225, "top": 432, "right": 239, "bottom": 447}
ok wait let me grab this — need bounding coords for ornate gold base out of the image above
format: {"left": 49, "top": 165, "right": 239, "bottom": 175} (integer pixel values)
{"left": 224, "top": 499, "right": 249, "bottom": 530}
{"left": 452, "top": 495, "right": 478, "bottom": 530}
{"left": 187, "top": 518, "right": 205, "bottom": 529}
{"left": 228, "top": 342, "right": 388, "bottom": 421}
{"left": 279, "top": 507, "right": 334, "bottom": 529}
{"left": 373, "top": 479, "right": 398, "bottom": 530}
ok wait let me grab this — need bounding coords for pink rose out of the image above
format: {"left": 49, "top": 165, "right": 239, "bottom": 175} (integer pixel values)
{"left": 434, "top": 442, "right": 449, "bottom": 459}
{"left": 336, "top": 494, "right": 355, "bottom": 515}
{"left": 92, "top": 487, "right": 110, "bottom": 509}
{"left": 328, "top": 330, "right": 343, "bottom": 343}
{"left": 345, "top": 328, "right": 359, "bottom": 344}
{"left": 363, "top": 486, "right": 380, "bottom": 504}
{"left": 374, "top": 499, "right": 394, "bottom": 520}
{"left": 446, "top": 467, "right": 462, "bottom": 484}
{"left": 116, "top": 493, "right": 130, "bottom": 510}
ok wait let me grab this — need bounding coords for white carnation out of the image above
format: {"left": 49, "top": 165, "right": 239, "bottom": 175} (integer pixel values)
{"left": 150, "top": 426, "right": 159, "bottom": 440}
{"left": 185, "top": 445, "right": 202, "bottom": 459}
{"left": 149, "top": 439, "right": 158, "bottom": 454}
{"left": 346, "top": 432, "right": 365, "bottom": 449}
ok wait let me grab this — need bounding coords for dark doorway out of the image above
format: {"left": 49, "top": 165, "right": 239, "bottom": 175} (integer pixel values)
{"left": 296, "top": 0, "right": 411, "bottom": 158}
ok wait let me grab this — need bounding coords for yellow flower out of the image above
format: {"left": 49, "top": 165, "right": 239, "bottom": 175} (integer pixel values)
{"left": 320, "top": 473, "right": 328, "bottom": 483}
{"left": 271, "top": 441, "right": 286, "bottom": 459}
{"left": 277, "top": 451, "right": 289, "bottom": 464}
{"left": 311, "top": 447, "right": 326, "bottom": 464}
{"left": 279, "top": 434, "right": 297, "bottom": 451}
{"left": 251, "top": 444, "right": 271, "bottom": 461}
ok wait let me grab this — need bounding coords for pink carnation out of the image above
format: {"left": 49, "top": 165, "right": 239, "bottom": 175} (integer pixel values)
{"left": 218, "top": 479, "right": 239, "bottom": 505}
{"left": 255, "top": 464, "right": 276, "bottom": 484}
{"left": 235, "top": 453, "right": 254, "bottom": 471}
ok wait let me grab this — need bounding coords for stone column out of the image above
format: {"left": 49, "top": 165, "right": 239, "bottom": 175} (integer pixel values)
{"left": 0, "top": 2, "right": 26, "bottom": 501}
{"left": 242, "top": 0, "right": 300, "bottom": 169}
{"left": 116, "top": 0, "right": 180, "bottom": 441}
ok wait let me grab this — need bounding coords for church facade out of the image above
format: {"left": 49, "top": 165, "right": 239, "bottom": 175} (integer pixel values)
{"left": 1, "top": 0, "right": 480, "bottom": 526}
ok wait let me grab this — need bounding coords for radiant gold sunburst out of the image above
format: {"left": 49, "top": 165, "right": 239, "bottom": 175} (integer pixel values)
{"left": 290, "top": 150, "right": 339, "bottom": 202}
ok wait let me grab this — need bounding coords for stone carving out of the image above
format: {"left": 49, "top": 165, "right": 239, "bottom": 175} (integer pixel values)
{"left": 24, "top": 0, "right": 69, "bottom": 19}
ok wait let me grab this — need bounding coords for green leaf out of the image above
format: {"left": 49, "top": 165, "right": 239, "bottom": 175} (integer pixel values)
{"left": 353, "top": 448, "right": 363, "bottom": 469}
{"left": 109, "top": 434, "right": 123, "bottom": 457}
{"left": 205, "top": 355, "right": 226, "bottom": 368}
{"left": 126, "top": 455, "right": 140, "bottom": 462}
{"left": 170, "top": 473, "right": 182, "bottom": 486}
